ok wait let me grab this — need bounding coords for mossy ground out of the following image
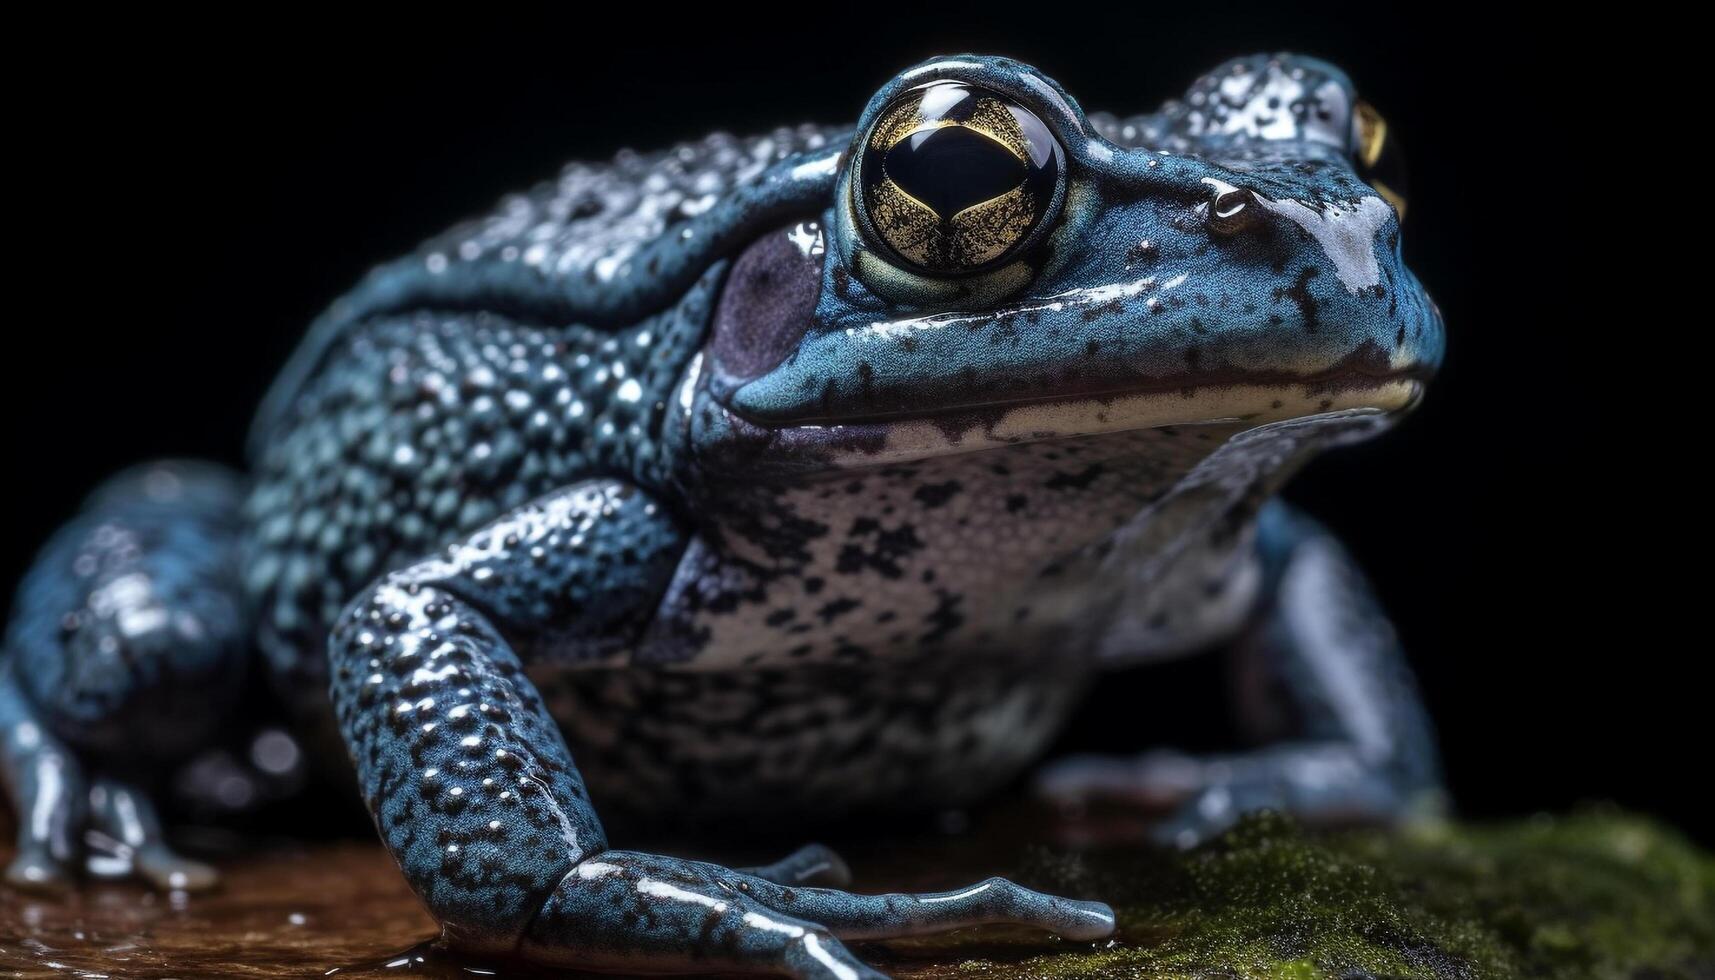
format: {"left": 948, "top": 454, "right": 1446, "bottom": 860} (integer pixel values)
{"left": 1, "top": 806, "right": 1708, "bottom": 978}
{"left": 877, "top": 808, "right": 1714, "bottom": 980}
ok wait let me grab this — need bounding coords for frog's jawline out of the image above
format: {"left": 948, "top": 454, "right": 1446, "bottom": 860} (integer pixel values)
{"left": 712, "top": 371, "right": 1421, "bottom": 476}
{"left": 728, "top": 339, "right": 1429, "bottom": 431}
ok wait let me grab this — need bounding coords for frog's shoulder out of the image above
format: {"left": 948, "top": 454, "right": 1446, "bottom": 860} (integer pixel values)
{"left": 251, "top": 124, "right": 847, "bottom": 459}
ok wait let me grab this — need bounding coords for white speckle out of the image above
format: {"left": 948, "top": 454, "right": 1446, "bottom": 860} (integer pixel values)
{"left": 865, "top": 275, "right": 1159, "bottom": 340}
{"left": 802, "top": 934, "right": 858, "bottom": 980}
{"left": 786, "top": 221, "right": 825, "bottom": 258}
{"left": 637, "top": 878, "right": 729, "bottom": 914}
{"left": 677, "top": 353, "right": 703, "bottom": 414}
{"left": 1257, "top": 194, "right": 1394, "bottom": 293}
{"left": 789, "top": 153, "right": 840, "bottom": 181}
{"left": 575, "top": 860, "right": 623, "bottom": 880}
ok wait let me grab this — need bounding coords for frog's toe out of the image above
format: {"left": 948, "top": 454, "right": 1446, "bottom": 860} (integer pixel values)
{"left": 740, "top": 843, "right": 852, "bottom": 888}
{"left": 733, "top": 869, "right": 1117, "bottom": 943}
{"left": 4, "top": 847, "right": 75, "bottom": 893}
{"left": 1150, "top": 789, "right": 1247, "bottom": 850}
{"left": 133, "top": 845, "right": 220, "bottom": 892}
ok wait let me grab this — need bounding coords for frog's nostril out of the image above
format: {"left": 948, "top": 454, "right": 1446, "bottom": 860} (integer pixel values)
{"left": 1207, "top": 188, "right": 1259, "bottom": 236}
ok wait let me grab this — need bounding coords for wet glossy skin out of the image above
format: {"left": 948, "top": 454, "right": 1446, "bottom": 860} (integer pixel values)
{"left": 2, "top": 54, "right": 1444, "bottom": 977}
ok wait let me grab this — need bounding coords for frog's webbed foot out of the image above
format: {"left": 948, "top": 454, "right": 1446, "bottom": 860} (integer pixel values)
{"left": 84, "top": 778, "right": 219, "bottom": 891}
{"left": 1041, "top": 502, "right": 1445, "bottom": 849}
{"left": 740, "top": 842, "right": 853, "bottom": 888}
{"left": 525, "top": 850, "right": 1114, "bottom": 977}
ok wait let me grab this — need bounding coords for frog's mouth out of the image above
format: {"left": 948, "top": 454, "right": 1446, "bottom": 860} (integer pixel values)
{"left": 716, "top": 352, "right": 1427, "bottom": 469}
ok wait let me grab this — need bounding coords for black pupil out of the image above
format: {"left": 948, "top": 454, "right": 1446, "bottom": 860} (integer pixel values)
{"left": 883, "top": 126, "right": 1025, "bottom": 219}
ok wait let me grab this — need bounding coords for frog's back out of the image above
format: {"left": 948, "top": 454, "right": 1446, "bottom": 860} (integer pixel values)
{"left": 241, "top": 125, "right": 841, "bottom": 703}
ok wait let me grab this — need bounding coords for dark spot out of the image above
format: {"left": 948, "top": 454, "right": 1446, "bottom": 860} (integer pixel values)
{"left": 1045, "top": 464, "right": 1105, "bottom": 491}
{"left": 817, "top": 597, "right": 862, "bottom": 624}
{"left": 920, "top": 590, "right": 964, "bottom": 645}
{"left": 1274, "top": 266, "right": 1321, "bottom": 333}
{"left": 912, "top": 480, "right": 963, "bottom": 509}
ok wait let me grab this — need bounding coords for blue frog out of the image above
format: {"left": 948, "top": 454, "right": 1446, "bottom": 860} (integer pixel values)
{"left": 2, "top": 53, "right": 1443, "bottom": 976}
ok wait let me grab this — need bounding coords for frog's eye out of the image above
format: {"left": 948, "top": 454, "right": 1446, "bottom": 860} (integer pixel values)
{"left": 854, "top": 80, "right": 1065, "bottom": 276}
{"left": 1353, "top": 101, "right": 1409, "bottom": 219}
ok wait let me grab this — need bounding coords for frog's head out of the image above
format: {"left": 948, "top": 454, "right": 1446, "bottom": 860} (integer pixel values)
{"left": 686, "top": 54, "right": 1441, "bottom": 478}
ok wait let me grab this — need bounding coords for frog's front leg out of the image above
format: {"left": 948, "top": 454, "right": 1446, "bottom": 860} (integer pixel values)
{"left": 1040, "top": 501, "right": 1444, "bottom": 848}
{"left": 335, "top": 478, "right": 1113, "bottom": 975}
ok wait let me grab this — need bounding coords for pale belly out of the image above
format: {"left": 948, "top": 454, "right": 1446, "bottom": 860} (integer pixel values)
{"left": 636, "top": 426, "right": 1254, "bottom": 672}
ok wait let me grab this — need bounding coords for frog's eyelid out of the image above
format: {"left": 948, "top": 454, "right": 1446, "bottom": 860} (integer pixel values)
{"left": 875, "top": 57, "right": 1091, "bottom": 149}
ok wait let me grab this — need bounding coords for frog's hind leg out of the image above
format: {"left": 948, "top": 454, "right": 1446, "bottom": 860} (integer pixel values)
{"left": 333, "top": 478, "right": 1112, "bottom": 977}
{"left": 1039, "top": 500, "right": 1445, "bottom": 848}
{"left": 0, "top": 461, "right": 249, "bottom": 891}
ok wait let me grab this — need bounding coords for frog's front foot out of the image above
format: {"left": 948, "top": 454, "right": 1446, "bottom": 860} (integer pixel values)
{"left": 1037, "top": 746, "right": 1437, "bottom": 848}
{"left": 519, "top": 849, "right": 1114, "bottom": 977}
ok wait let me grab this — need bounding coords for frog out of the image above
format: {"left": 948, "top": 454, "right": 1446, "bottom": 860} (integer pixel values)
{"left": 1, "top": 52, "right": 1444, "bottom": 977}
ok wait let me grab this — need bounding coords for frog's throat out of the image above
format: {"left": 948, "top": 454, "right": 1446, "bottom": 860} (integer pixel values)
{"left": 748, "top": 375, "right": 1422, "bottom": 469}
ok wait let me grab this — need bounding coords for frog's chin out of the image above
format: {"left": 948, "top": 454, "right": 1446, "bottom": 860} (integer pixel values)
{"left": 744, "top": 377, "right": 1424, "bottom": 470}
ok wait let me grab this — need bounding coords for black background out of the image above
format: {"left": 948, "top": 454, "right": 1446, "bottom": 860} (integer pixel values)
{"left": 11, "top": 8, "right": 1692, "bottom": 839}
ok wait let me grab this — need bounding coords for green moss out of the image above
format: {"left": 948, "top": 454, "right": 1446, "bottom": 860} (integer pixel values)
{"left": 881, "top": 808, "right": 1714, "bottom": 980}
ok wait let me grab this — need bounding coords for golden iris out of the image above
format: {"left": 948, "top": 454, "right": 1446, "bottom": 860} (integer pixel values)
{"left": 857, "top": 81, "right": 1063, "bottom": 275}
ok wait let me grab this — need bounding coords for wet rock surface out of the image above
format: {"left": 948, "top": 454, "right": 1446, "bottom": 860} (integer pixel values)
{"left": 1, "top": 806, "right": 1710, "bottom": 979}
